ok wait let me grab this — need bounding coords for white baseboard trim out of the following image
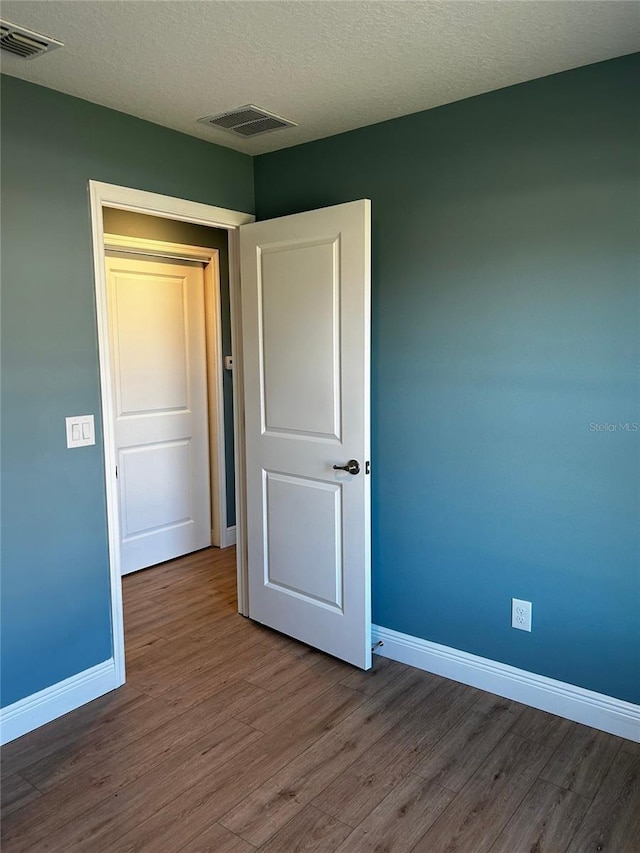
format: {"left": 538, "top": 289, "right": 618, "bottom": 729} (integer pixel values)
{"left": 372, "top": 625, "right": 640, "bottom": 743}
{"left": 220, "top": 525, "right": 236, "bottom": 549}
{"left": 0, "top": 659, "right": 119, "bottom": 746}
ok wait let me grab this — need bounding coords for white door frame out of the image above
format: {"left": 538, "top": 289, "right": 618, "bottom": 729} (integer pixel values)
{"left": 89, "top": 181, "right": 254, "bottom": 687}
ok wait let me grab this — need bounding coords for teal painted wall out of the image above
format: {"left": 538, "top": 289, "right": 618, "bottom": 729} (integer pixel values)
{"left": 3, "top": 55, "right": 638, "bottom": 713}
{"left": 255, "top": 55, "right": 640, "bottom": 703}
{"left": 101, "top": 210, "right": 236, "bottom": 527}
{"left": 0, "top": 76, "right": 253, "bottom": 708}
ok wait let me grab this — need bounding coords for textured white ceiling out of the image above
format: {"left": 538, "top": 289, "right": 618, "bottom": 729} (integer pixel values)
{"left": 2, "top": 1, "right": 639, "bottom": 155}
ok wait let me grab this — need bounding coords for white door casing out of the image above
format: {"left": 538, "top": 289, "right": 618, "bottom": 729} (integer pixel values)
{"left": 106, "top": 254, "right": 211, "bottom": 574}
{"left": 240, "top": 200, "right": 372, "bottom": 669}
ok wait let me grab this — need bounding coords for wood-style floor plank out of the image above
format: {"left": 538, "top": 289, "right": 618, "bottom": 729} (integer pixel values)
{"left": 0, "top": 774, "right": 41, "bottom": 818}
{"left": 258, "top": 805, "right": 352, "bottom": 853}
{"left": 14, "top": 719, "right": 261, "bottom": 853}
{"left": 21, "top": 681, "right": 262, "bottom": 806}
{"left": 540, "top": 723, "right": 623, "bottom": 799}
{"left": 178, "top": 823, "right": 254, "bottom": 853}
{"left": 412, "top": 733, "right": 552, "bottom": 853}
{"left": 511, "top": 705, "right": 575, "bottom": 751}
{"left": 339, "top": 653, "right": 408, "bottom": 695}
{"left": 220, "top": 668, "right": 442, "bottom": 846}
{"left": 236, "top": 662, "right": 354, "bottom": 733}
{"left": 566, "top": 749, "right": 640, "bottom": 853}
{"left": 2, "top": 718, "right": 260, "bottom": 853}
{"left": 17, "top": 691, "right": 175, "bottom": 793}
{"left": 246, "top": 647, "right": 327, "bottom": 692}
{"left": 488, "top": 779, "right": 590, "bottom": 853}
{"left": 335, "top": 774, "right": 453, "bottom": 853}
{"left": 126, "top": 629, "right": 266, "bottom": 700}
{"left": 1, "top": 684, "right": 145, "bottom": 776}
{"left": 621, "top": 738, "right": 640, "bottom": 756}
{"left": 102, "top": 683, "right": 367, "bottom": 853}
{"left": 125, "top": 630, "right": 164, "bottom": 654}
{"left": 313, "top": 676, "right": 476, "bottom": 827}
{"left": 411, "top": 692, "right": 523, "bottom": 793}
{"left": 2, "top": 546, "right": 638, "bottom": 853}
{"left": 123, "top": 618, "right": 244, "bottom": 682}
{"left": 148, "top": 642, "right": 274, "bottom": 711}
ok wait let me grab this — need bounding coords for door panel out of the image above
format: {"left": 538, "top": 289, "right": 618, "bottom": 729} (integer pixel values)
{"left": 119, "top": 440, "right": 192, "bottom": 537}
{"left": 260, "top": 238, "right": 340, "bottom": 438}
{"left": 264, "top": 471, "right": 343, "bottom": 609}
{"left": 240, "top": 200, "right": 371, "bottom": 669}
{"left": 112, "top": 273, "right": 189, "bottom": 414}
{"left": 106, "top": 255, "right": 211, "bottom": 575}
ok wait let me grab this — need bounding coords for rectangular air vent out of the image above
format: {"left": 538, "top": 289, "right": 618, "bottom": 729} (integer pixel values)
{"left": 198, "top": 105, "right": 297, "bottom": 138}
{"left": 0, "top": 20, "right": 63, "bottom": 59}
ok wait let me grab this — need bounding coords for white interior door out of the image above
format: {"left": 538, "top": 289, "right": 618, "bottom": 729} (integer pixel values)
{"left": 240, "top": 200, "right": 371, "bottom": 669}
{"left": 106, "top": 254, "right": 211, "bottom": 575}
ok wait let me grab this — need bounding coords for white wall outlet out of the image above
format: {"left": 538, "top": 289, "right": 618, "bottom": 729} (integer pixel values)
{"left": 66, "top": 415, "right": 95, "bottom": 448}
{"left": 512, "top": 598, "right": 532, "bottom": 632}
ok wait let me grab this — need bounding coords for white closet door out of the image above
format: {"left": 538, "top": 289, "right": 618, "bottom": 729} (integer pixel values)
{"left": 106, "top": 254, "right": 211, "bottom": 575}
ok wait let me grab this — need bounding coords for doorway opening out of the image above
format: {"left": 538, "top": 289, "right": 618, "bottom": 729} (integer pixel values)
{"left": 101, "top": 213, "right": 240, "bottom": 663}
{"left": 89, "top": 181, "right": 255, "bottom": 688}
{"left": 102, "top": 209, "right": 235, "bottom": 557}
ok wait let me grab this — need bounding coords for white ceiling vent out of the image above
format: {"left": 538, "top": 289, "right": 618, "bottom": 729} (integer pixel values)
{"left": 0, "top": 20, "right": 63, "bottom": 59}
{"left": 198, "top": 105, "right": 297, "bottom": 138}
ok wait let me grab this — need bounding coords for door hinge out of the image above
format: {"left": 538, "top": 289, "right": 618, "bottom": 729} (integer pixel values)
{"left": 115, "top": 466, "right": 118, "bottom": 479}
{"left": 365, "top": 461, "right": 371, "bottom": 475}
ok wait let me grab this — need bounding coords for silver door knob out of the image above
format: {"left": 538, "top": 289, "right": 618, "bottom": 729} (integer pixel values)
{"left": 333, "top": 459, "right": 360, "bottom": 475}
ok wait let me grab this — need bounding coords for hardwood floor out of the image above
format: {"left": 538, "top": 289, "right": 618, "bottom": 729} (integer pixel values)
{"left": 2, "top": 547, "right": 639, "bottom": 852}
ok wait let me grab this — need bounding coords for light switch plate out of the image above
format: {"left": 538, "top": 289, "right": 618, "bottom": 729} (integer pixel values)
{"left": 66, "top": 415, "right": 95, "bottom": 448}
